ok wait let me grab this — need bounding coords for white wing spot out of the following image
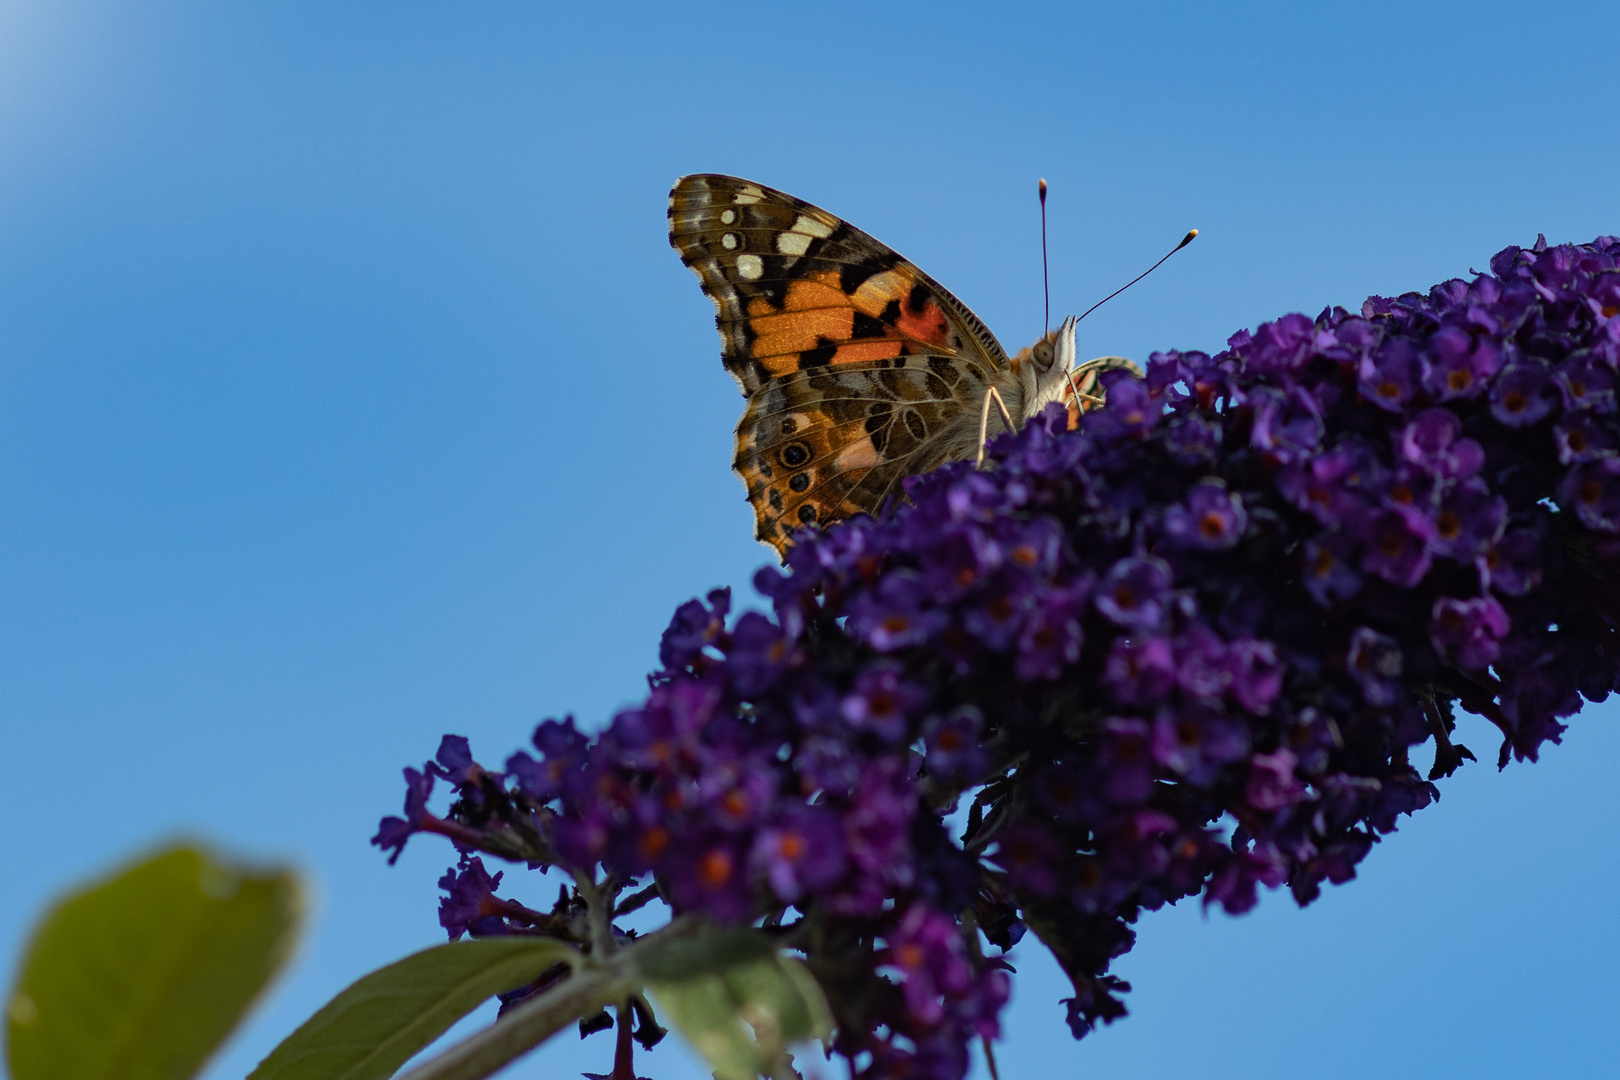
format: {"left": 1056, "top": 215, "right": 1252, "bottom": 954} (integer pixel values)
{"left": 736, "top": 254, "right": 764, "bottom": 280}
{"left": 792, "top": 214, "right": 835, "bottom": 239}
{"left": 722, "top": 233, "right": 739, "bottom": 250}
{"left": 777, "top": 231, "right": 812, "bottom": 256}
{"left": 720, "top": 209, "right": 737, "bottom": 225}
{"left": 733, "top": 186, "right": 764, "bottom": 206}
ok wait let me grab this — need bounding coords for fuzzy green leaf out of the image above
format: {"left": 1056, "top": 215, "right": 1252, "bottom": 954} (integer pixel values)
{"left": 5, "top": 842, "right": 304, "bottom": 1080}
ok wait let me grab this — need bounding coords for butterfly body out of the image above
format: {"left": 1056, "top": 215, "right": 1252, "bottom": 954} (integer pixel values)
{"left": 669, "top": 174, "right": 1129, "bottom": 555}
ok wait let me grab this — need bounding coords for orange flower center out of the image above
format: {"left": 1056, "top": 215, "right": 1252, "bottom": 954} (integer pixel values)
{"left": 699, "top": 849, "right": 733, "bottom": 888}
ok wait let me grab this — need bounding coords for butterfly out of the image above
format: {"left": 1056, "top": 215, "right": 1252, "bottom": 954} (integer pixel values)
{"left": 668, "top": 174, "right": 1137, "bottom": 556}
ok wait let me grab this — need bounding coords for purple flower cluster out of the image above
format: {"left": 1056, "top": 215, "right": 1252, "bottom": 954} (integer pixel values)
{"left": 376, "top": 235, "right": 1620, "bottom": 1080}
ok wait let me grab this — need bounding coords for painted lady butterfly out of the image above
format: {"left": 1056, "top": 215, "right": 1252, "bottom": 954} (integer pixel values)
{"left": 669, "top": 174, "right": 1136, "bottom": 555}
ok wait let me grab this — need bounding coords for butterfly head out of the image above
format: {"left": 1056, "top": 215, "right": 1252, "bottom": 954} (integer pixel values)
{"left": 1010, "top": 314, "right": 1080, "bottom": 419}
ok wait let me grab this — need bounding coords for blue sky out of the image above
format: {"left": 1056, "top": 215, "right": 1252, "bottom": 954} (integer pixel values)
{"left": 3, "top": 2, "right": 1618, "bottom": 1078}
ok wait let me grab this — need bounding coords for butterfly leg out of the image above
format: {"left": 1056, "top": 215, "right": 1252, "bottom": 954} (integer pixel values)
{"left": 975, "top": 386, "right": 1017, "bottom": 468}
{"left": 1064, "top": 366, "right": 1105, "bottom": 409}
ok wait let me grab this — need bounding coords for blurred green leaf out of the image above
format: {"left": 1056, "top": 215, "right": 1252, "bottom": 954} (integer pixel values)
{"left": 630, "top": 927, "right": 774, "bottom": 983}
{"left": 645, "top": 933, "right": 831, "bottom": 1080}
{"left": 5, "top": 841, "right": 304, "bottom": 1080}
{"left": 248, "top": 936, "right": 579, "bottom": 1080}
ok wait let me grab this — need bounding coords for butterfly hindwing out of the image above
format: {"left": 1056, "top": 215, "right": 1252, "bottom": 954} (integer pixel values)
{"left": 733, "top": 360, "right": 992, "bottom": 548}
{"left": 669, "top": 174, "right": 1011, "bottom": 552}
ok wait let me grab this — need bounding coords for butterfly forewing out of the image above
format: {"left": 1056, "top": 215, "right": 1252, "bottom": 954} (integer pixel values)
{"left": 669, "top": 174, "right": 1012, "bottom": 553}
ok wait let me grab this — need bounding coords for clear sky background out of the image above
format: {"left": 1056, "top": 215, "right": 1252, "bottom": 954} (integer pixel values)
{"left": 3, "top": 2, "right": 1618, "bottom": 1078}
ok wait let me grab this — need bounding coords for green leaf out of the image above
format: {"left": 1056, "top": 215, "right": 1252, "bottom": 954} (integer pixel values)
{"left": 644, "top": 933, "right": 832, "bottom": 1080}
{"left": 5, "top": 841, "right": 304, "bottom": 1080}
{"left": 248, "top": 935, "right": 579, "bottom": 1080}
{"left": 630, "top": 928, "right": 775, "bottom": 983}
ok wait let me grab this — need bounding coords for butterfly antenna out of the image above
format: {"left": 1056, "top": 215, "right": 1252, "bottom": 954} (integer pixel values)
{"left": 1039, "top": 178, "right": 1050, "bottom": 335}
{"left": 1075, "top": 228, "right": 1199, "bottom": 325}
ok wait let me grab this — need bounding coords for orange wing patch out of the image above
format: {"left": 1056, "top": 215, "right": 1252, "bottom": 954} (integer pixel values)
{"left": 738, "top": 265, "right": 957, "bottom": 376}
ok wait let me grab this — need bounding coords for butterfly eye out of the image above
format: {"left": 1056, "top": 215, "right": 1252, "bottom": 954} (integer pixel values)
{"left": 1032, "top": 340, "right": 1056, "bottom": 369}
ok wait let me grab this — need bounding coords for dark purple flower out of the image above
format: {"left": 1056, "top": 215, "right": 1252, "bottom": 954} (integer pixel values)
{"left": 1396, "top": 407, "right": 1483, "bottom": 479}
{"left": 1359, "top": 506, "right": 1435, "bottom": 587}
{"left": 1225, "top": 639, "right": 1282, "bottom": 715}
{"left": 665, "top": 838, "right": 752, "bottom": 923}
{"left": 1062, "top": 976, "right": 1131, "bottom": 1040}
{"left": 797, "top": 732, "right": 862, "bottom": 798}
{"left": 923, "top": 707, "right": 989, "bottom": 784}
{"left": 847, "top": 571, "right": 948, "bottom": 652}
{"left": 725, "top": 611, "right": 794, "bottom": 695}
{"left": 1481, "top": 529, "right": 1543, "bottom": 596}
{"left": 752, "top": 806, "right": 847, "bottom": 903}
{"left": 1104, "top": 636, "right": 1176, "bottom": 705}
{"left": 1244, "top": 313, "right": 1317, "bottom": 376}
{"left": 1001, "top": 518, "right": 1064, "bottom": 576}
{"left": 371, "top": 766, "right": 437, "bottom": 864}
{"left": 1015, "top": 584, "right": 1087, "bottom": 680}
{"left": 1204, "top": 848, "right": 1287, "bottom": 915}
{"left": 1174, "top": 625, "right": 1230, "bottom": 699}
{"left": 919, "top": 527, "right": 1002, "bottom": 599}
{"left": 1555, "top": 354, "right": 1616, "bottom": 412}
{"left": 438, "top": 856, "right": 527, "bottom": 940}
{"left": 1302, "top": 533, "right": 1362, "bottom": 606}
{"left": 1084, "top": 374, "right": 1159, "bottom": 442}
{"left": 552, "top": 804, "right": 613, "bottom": 870}
{"left": 1423, "top": 324, "right": 1502, "bottom": 400}
{"left": 1163, "top": 481, "right": 1248, "bottom": 550}
{"left": 660, "top": 588, "right": 730, "bottom": 669}
{"left": 1095, "top": 555, "right": 1173, "bottom": 632}
{"left": 608, "top": 681, "right": 719, "bottom": 773}
{"left": 1151, "top": 705, "right": 1250, "bottom": 786}
{"left": 1284, "top": 708, "right": 1343, "bottom": 776}
{"left": 1277, "top": 443, "right": 1382, "bottom": 528}
{"left": 1097, "top": 717, "right": 1156, "bottom": 804}
{"left": 1146, "top": 351, "right": 1191, "bottom": 395}
{"left": 1430, "top": 482, "right": 1507, "bottom": 560}
{"left": 842, "top": 663, "right": 928, "bottom": 743}
{"left": 1346, "top": 627, "right": 1403, "bottom": 707}
{"left": 1245, "top": 748, "right": 1304, "bottom": 812}
{"left": 699, "top": 756, "right": 777, "bottom": 830}
{"left": 962, "top": 579, "right": 1031, "bottom": 651}
{"left": 425, "top": 735, "right": 479, "bottom": 785}
{"left": 1163, "top": 412, "right": 1221, "bottom": 466}
{"left": 838, "top": 758, "right": 916, "bottom": 911}
{"left": 884, "top": 905, "right": 975, "bottom": 1027}
{"left": 1358, "top": 338, "right": 1424, "bottom": 412}
{"left": 1429, "top": 596, "right": 1510, "bottom": 670}
{"left": 1250, "top": 385, "right": 1325, "bottom": 464}
{"left": 989, "top": 823, "right": 1062, "bottom": 895}
{"left": 506, "top": 716, "right": 588, "bottom": 803}
{"left": 1559, "top": 458, "right": 1620, "bottom": 531}
{"left": 1488, "top": 362, "right": 1558, "bottom": 427}
{"left": 1553, "top": 412, "right": 1620, "bottom": 464}
{"left": 1382, "top": 462, "right": 1438, "bottom": 513}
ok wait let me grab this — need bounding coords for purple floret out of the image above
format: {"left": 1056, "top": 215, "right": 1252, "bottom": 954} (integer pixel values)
{"left": 1095, "top": 555, "right": 1173, "bottom": 632}
{"left": 1430, "top": 595, "right": 1511, "bottom": 671}
{"left": 1163, "top": 481, "right": 1248, "bottom": 550}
